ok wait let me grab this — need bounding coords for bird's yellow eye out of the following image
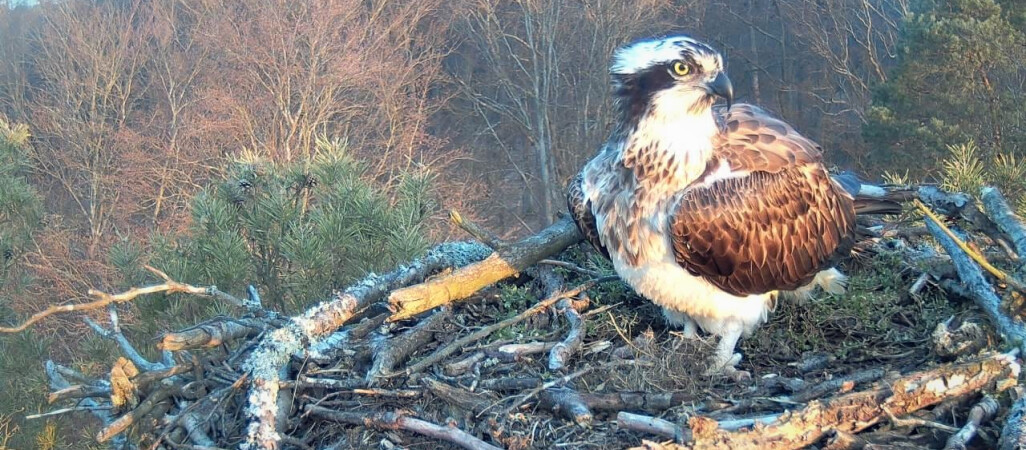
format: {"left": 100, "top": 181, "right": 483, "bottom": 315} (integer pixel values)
{"left": 672, "top": 61, "right": 691, "bottom": 76}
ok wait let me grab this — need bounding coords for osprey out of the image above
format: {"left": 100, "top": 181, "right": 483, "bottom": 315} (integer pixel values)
{"left": 567, "top": 35, "right": 895, "bottom": 377}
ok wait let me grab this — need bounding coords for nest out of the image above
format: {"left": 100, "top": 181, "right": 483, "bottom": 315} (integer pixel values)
{"left": 8, "top": 185, "right": 1026, "bottom": 449}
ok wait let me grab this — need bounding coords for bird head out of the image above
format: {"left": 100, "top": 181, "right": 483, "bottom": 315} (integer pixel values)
{"left": 609, "top": 35, "right": 732, "bottom": 126}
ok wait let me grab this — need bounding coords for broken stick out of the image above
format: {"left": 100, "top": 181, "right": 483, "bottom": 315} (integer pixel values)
{"left": 629, "top": 352, "right": 1019, "bottom": 450}
{"left": 388, "top": 216, "right": 582, "bottom": 321}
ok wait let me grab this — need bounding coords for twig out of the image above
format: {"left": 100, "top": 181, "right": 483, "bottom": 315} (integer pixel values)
{"left": 926, "top": 218, "right": 1026, "bottom": 350}
{"left": 306, "top": 406, "right": 502, "bottom": 450}
{"left": 549, "top": 297, "right": 588, "bottom": 371}
{"left": 179, "top": 408, "right": 217, "bottom": 447}
{"left": 501, "top": 360, "right": 641, "bottom": 416}
{"left": 916, "top": 198, "right": 1026, "bottom": 293}
{"left": 44, "top": 361, "right": 130, "bottom": 449}
{"left": 450, "top": 209, "right": 505, "bottom": 249}
{"left": 0, "top": 273, "right": 234, "bottom": 333}
{"left": 881, "top": 405, "right": 958, "bottom": 433}
{"left": 932, "top": 319, "right": 986, "bottom": 358}
{"left": 443, "top": 351, "right": 486, "bottom": 376}
{"left": 944, "top": 395, "right": 998, "bottom": 449}
{"left": 581, "top": 391, "right": 695, "bottom": 412}
{"left": 403, "top": 276, "right": 616, "bottom": 375}
{"left": 790, "top": 352, "right": 836, "bottom": 373}
{"left": 791, "top": 368, "right": 886, "bottom": 403}
{"left": 98, "top": 384, "right": 182, "bottom": 442}
{"left": 288, "top": 376, "right": 367, "bottom": 391}
{"left": 909, "top": 272, "right": 931, "bottom": 297}
{"left": 538, "top": 259, "right": 604, "bottom": 277}
{"left": 496, "top": 341, "right": 555, "bottom": 356}
{"left": 25, "top": 406, "right": 112, "bottom": 420}
{"left": 47, "top": 384, "right": 111, "bottom": 404}
{"left": 85, "top": 311, "right": 166, "bottom": 372}
{"left": 422, "top": 377, "right": 497, "bottom": 415}
{"left": 918, "top": 186, "right": 1017, "bottom": 260}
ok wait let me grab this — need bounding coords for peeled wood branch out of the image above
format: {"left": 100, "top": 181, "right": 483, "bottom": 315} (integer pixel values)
{"left": 388, "top": 216, "right": 582, "bottom": 321}
{"left": 630, "top": 352, "right": 1019, "bottom": 450}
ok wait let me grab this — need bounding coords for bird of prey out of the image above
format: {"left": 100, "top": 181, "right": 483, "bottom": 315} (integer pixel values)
{"left": 567, "top": 35, "right": 897, "bottom": 378}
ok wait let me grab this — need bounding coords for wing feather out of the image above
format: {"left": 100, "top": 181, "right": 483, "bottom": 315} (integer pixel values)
{"left": 670, "top": 104, "right": 856, "bottom": 296}
{"left": 567, "top": 173, "right": 610, "bottom": 259}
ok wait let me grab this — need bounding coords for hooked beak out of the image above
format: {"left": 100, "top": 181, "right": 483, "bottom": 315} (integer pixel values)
{"left": 707, "top": 72, "right": 733, "bottom": 110}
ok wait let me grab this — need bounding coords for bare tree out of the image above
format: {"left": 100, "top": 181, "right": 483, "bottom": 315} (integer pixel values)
{"left": 23, "top": 0, "right": 150, "bottom": 256}
{"left": 452, "top": 0, "right": 673, "bottom": 227}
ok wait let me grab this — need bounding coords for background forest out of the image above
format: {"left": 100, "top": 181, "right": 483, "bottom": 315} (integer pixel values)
{"left": 0, "top": 0, "right": 1024, "bottom": 447}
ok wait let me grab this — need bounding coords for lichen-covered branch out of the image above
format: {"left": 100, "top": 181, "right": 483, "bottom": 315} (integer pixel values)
{"left": 1000, "top": 392, "right": 1026, "bottom": 450}
{"left": 240, "top": 241, "right": 491, "bottom": 450}
{"left": 926, "top": 218, "right": 1026, "bottom": 350}
{"left": 981, "top": 186, "right": 1026, "bottom": 258}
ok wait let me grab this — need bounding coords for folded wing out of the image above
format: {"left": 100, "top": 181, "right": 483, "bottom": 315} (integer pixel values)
{"left": 670, "top": 104, "right": 857, "bottom": 296}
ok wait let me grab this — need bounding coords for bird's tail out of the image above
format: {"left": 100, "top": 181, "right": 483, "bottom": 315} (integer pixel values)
{"left": 831, "top": 170, "right": 904, "bottom": 215}
{"left": 854, "top": 197, "right": 903, "bottom": 215}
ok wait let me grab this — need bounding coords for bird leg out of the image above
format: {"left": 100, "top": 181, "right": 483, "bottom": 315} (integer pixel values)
{"left": 662, "top": 308, "right": 698, "bottom": 339}
{"left": 706, "top": 322, "right": 750, "bottom": 381}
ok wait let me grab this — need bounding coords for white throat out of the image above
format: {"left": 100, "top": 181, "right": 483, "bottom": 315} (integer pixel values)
{"left": 624, "top": 89, "right": 719, "bottom": 189}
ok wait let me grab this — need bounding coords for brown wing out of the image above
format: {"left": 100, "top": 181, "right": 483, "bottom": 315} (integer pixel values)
{"left": 710, "top": 104, "right": 823, "bottom": 173}
{"left": 670, "top": 104, "right": 856, "bottom": 296}
{"left": 567, "top": 173, "right": 610, "bottom": 259}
